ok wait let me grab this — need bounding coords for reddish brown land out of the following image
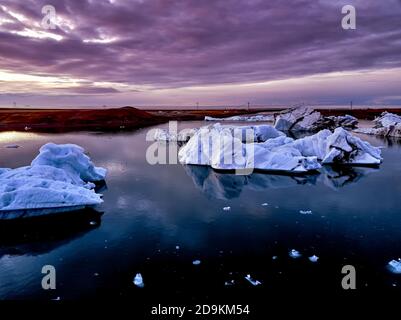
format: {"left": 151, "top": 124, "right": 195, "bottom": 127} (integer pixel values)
{"left": 0, "top": 106, "right": 400, "bottom": 133}
{"left": 0, "top": 107, "right": 274, "bottom": 133}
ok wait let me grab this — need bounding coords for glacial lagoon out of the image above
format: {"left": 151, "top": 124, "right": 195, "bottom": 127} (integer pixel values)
{"left": 1, "top": 121, "right": 401, "bottom": 301}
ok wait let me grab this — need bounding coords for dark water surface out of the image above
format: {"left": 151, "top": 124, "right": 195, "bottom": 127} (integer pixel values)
{"left": 1, "top": 121, "right": 401, "bottom": 304}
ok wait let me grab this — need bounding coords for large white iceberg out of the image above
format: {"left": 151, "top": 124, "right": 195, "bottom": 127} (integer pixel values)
{"left": 178, "top": 124, "right": 382, "bottom": 173}
{"left": 288, "top": 128, "right": 382, "bottom": 165}
{"left": 355, "top": 112, "right": 401, "bottom": 138}
{"left": 0, "top": 143, "right": 106, "bottom": 218}
{"left": 178, "top": 123, "right": 319, "bottom": 173}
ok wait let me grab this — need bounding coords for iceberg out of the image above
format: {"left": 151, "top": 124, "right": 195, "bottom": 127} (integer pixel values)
{"left": 274, "top": 106, "right": 358, "bottom": 132}
{"left": 288, "top": 128, "right": 382, "bottom": 165}
{"left": 178, "top": 123, "right": 319, "bottom": 173}
{"left": 355, "top": 112, "right": 401, "bottom": 138}
{"left": 32, "top": 143, "right": 106, "bottom": 182}
{"left": 205, "top": 114, "right": 274, "bottom": 122}
{"left": 152, "top": 128, "right": 197, "bottom": 142}
{"left": 179, "top": 124, "right": 380, "bottom": 174}
{"left": 0, "top": 143, "right": 106, "bottom": 218}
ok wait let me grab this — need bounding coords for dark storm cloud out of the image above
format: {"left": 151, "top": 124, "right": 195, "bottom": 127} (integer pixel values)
{"left": 0, "top": 0, "right": 400, "bottom": 88}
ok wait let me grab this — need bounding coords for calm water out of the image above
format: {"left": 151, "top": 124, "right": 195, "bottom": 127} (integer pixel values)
{"left": 1, "top": 121, "right": 401, "bottom": 304}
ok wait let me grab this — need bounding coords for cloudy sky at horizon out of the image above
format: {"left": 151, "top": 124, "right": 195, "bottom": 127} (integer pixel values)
{"left": 0, "top": 0, "right": 400, "bottom": 108}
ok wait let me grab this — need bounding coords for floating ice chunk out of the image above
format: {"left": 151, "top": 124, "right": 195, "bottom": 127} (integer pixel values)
{"left": 272, "top": 256, "right": 278, "bottom": 260}
{"left": 31, "top": 143, "right": 107, "bottom": 182}
{"left": 388, "top": 259, "right": 401, "bottom": 274}
{"left": 261, "top": 203, "right": 269, "bottom": 206}
{"left": 193, "top": 260, "right": 201, "bottom": 265}
{"left": 355, "top": 112, "right": 401, "bottom": 138}
{"left": 309, "top": 255, "right": 319, "bottom": 263}
{"left": 133, "top": 273, "right": 144, "bottom": 288}
{"left": 0, "top": 143, "right": 106, "bottom": 217}
{"left": 176, "top": 245, "right": 180, "bottom": 250}
{"left": 225, "top": 280, "right": 235, "bottom": 286}
{"left": 223, "top": 206, "right": 231, "bottom": 211}
{"left": 245, "top": 274, "right": 262, "bottom": 286}
{"left": 289, "top": 249, "right": 302, "bottom": 258}
{"left": 5, "top": 144, "right": 20, "bottom": 149}
{"left": 300, "top": 210, "right": 312, "bottom": 215}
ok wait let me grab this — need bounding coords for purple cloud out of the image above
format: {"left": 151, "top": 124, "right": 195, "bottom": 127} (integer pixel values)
{"left": 0, "top": 0, "right": 400, "bottom": 106}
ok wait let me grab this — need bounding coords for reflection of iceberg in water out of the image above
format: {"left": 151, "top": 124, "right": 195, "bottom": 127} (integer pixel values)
{"left": 184, "top": 165, "right": 318, "bottom": 200}
{"left": 0, "top": 208, "right": 103, "bottom": 257}
{"left": 184, "top": 165, "right": 378, "bottom": 200}
{"left": 318, "top": 166, "right": 379, "bottom": 190}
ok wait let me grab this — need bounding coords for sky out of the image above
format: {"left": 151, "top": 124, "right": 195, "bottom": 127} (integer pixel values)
{"left": 0, "top": 0, "right": 400, "bottom": 108}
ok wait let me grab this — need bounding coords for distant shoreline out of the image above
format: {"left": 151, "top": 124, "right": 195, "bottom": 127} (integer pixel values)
{"left": 1, "top": 106, "right": 400, "bottom": 133}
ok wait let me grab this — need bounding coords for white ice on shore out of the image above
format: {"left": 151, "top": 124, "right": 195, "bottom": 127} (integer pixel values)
{"left": 0, "top": 143, "right": 106, "bottom": 214}
{"left": 205, "top": 114, "right": 274, "bottom": 122}
{"left": 178, "top": 124, "right": 381, "bottom": 173}
{"left": 355, "top": 112, "right": 401, "bottom": 138}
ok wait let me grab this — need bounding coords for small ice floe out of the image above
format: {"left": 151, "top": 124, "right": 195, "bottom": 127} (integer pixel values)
{"left": 94, "top": 272, "right": 99, "bottom": 277}
{"left": 51, "top": 297, "right": 61, "bottom": 301}
{"left": 176, "top": 245, "right": 180, "bottom": 250}
{"left": 388, "top": 259, "right": 401, "bottom": 274}
{"left": 5, "top": 144, "right": 20, "bottom": 149}
{"left": 192, "top": 260, "right": 201, "bottom": 265}
{"left": 289, "top": 249, "right": 302, "bottom": 259}
{"left": 272, "top": 256, "right": 278, "bottom": 260}
{"left": 261, "top": 203, "right": 269, "bottom": 207}
{"left": 223, "top": 206, "right": 231, "bottom": 211}
{"left": 133, "top": 273, "right": 144, "bottom": 288}
{"left": 308, "top": 255, "right": 319, "bottom": 263}
{"left": 245, "top": 274, "right": 262, "bottom": 286}
{"left": 89, "top": 221, "right": 98, "bottom": 226}
{"left": 300, "top": 210, "right": 312, "bottom": 215}
{"left": 225, "top": 280, "right": 235, "bottom": 286}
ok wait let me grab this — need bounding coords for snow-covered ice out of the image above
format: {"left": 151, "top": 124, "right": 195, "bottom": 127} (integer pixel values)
{"left": 300, "top": 210, "right": 312, "bottom": 215}
{"left": 192, "top": 260, "right": 201, "bottom": 265}
{"left": 0, "top": 143, "right": 106, "bottom": 217}
{"left": 223, "top": 206, "right": 231, "bottom": 211}
{"left": 133, "top": 273, "right": 144, "bottom": 288}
